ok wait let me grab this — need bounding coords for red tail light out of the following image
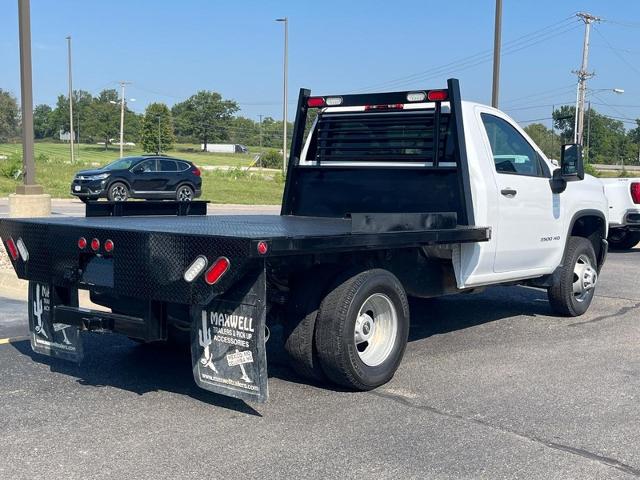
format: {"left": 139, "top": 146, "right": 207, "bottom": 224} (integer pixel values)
{"left": 91, "top": 238, "right": 100, "bottom": 252}
{"left": 631, "top": 183, "right": 640, "bottom": 204}
{"left": 192, "top": 166, "right": 201, "bottom": 177}
{"left": 427, "top": 90, "right": 448, "bottom": 101}
{"left": 307, "top": 97, "right": 325, "bottom": 108}
{"left": 78, "top": 237, "right": 87, "bottom": 249}
{"left": 104, "top": 239, "right": 114, "bottom": 253}
{"left": 204, "top": 257, "right": 230, "bottom": 285}
{"left": 6, "top": 238, "right": 18, "bottom": 261}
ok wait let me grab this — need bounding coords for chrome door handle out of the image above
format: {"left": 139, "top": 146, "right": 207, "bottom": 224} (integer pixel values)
{"left": 501, "top": 188, "right": 517, "bottom": 197}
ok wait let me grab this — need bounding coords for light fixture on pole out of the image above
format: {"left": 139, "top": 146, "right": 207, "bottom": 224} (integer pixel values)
{"left": 275, "top": 17, "right": 288, "bottom": 174}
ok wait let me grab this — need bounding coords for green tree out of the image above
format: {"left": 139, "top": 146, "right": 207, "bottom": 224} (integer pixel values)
{"left": 82, "top": 89, "right": 121, "bottom": 149}
{"left": 141, "top": 103, "right": 175, "bottom": 154}
{"left": 171, "top": 91, "right": 238, "bottom": 149}
{"left": 0, "top": 89, "right": 20, "bottom": 142}
{"left": 523, "top": 123, "right": 561, "bottom": 160}
{"left": 33, "top": 104, "right": 54, "bottom": 139}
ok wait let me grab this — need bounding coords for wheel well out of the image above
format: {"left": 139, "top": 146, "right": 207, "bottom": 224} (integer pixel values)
{"left": 176, "top": 182, "right": 195, "bottom": 191}
{"left": 570, "top": 214, "right": 606, "bottom": 261}
{"left": 107, "top": 179, "right": 130, "bottom": 191}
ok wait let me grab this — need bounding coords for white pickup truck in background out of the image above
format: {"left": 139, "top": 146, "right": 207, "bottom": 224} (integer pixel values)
{"left": 602, "top": 178, "right": 640, "bottom": 250}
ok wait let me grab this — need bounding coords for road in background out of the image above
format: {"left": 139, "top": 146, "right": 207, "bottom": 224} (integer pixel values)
{"left": 0, "top": 249, "right": 638, "bottom": 479}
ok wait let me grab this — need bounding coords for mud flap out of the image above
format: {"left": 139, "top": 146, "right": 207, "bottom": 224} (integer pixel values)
{"left": 190, "top": 266, "right": 268, "bottom": 403}
{"left": 28, "top": 281, "right": 83, "bottom": 363}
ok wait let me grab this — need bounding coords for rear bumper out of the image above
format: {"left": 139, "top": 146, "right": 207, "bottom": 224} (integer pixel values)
{"left": 624, "top": 209, "right": 640, "bottom": 229}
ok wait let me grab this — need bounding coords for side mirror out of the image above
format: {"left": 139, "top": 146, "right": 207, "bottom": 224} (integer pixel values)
{"left": 560, "top": 143, "right": 584, "bottom": 180}
{"left": 550, "top": 169, "right": 567, "bottom": 194}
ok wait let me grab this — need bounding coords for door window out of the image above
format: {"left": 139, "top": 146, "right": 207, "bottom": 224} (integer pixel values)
{"left": 481, "top": 114, "right": 543, "bottom": 177}
{"left": 159, "top": 159, "right": 178, "bottom": 172}
{"left": 135, "top": 159, "right": 157, "bottom": 173}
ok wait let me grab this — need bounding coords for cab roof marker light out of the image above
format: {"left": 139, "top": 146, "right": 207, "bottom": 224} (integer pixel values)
{"left": 5, "top": 238, "right": 18, "bottom": 261}
{"left": 407, "top": 91, "right": 427, "bottom": 102}
{"left": 325, "top": 96, "right": 343, "bottom": 106}
{"left": 204, "top": 257, "right": 230, "bottom": 285}
{"left": 16, "top": 238, "right": 29, "bottom": 262}
{"left": 307, "top": 97, "right": 325, "bottom": 108}
{"left": 184, "top": 255, "right": 208, "bottom": 283}
{"left": 427, "top": 90, "right": 448, "bottom": 101}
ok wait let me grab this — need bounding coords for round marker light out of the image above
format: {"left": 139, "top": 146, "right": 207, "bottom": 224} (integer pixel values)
{"left": 257, "top": 241, "right": 268, "bottom": 255}
{"left": 78, "top": 237, "right": 87, "bottom": 249}
{"left": 407, "top": 91, "right": 427, "bottom": 102}
{"left": 91, "top": 238, "right": 100, "bottom": 252}
{"left": 204, "top": 257, "right": 230, "bottom": 285}
{"left": 104, "top": 239, "right": 114, "bottom": 253}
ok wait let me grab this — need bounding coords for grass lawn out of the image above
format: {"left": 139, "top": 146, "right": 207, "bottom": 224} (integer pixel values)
{"left": 0, "top": 142, "right": 284, "bottom": 204}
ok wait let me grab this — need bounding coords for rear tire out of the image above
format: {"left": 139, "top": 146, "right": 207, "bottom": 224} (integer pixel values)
{"left": 283, "top": 266, "right": 339, "bottom": 382}
{"left": 315, "top": 268, "right": 409, "bottom": 390}
{"left": 548, "top": 236, "right": 598, "bottom": 317}
{"left": 607, "top": 229, "right": 640, "bottom": 250}
{"left": 108, "top": 182, "right": 129, "bottom": 202}
{"left": 176, "top": 184, "right": 194, "bottom": 202}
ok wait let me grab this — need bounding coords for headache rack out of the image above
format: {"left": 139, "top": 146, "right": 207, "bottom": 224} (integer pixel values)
{"left": 281, "top": 78, "right": 474, "bottom": 226}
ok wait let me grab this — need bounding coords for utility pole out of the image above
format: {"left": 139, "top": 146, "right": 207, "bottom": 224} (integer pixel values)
{"left": 491, "top": 0, "right": 502, "bottom": 108}
{"left": 118, "top": 81, "right": 131, "bottom": 158}
{"left": 66, "top": 35, "right": 74, "bottom": 163}
{"left": 276, "top": 17, "right": 288, "bottom": 174}
{"left": 573, "top": 12, "right": 600, "bottom": 145}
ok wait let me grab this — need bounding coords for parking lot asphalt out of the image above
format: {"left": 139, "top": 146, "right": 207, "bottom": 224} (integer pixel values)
{"left": 0, "top": 249, "right": 638, "bottom": 479}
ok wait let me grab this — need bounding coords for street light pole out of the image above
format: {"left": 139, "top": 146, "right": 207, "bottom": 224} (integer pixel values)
{"left": 66, "top": 35, "right": 74, "bottom": 163}
{"left": 117, "top": 81, "right": 131, "bottom": 158}
{"left": 491, "top": 0, "right": 502, "bottom": 108}
{"left": 276, "top": 17, "right": 288, "bottom": 174}
{"left": 16, "top": 0, "right": 41, "bottom": 194}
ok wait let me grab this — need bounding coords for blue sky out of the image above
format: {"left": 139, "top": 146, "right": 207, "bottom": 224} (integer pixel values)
{"left": 1, "top": 0, "right": 639, "bottom": 130}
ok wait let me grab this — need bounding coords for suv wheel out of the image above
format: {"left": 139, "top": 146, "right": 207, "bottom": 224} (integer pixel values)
{"left": 108, "top": 182, "right": 129, "bottom": 202}
{"left": 176, "top": 185, "right": 194, "bottom": 202}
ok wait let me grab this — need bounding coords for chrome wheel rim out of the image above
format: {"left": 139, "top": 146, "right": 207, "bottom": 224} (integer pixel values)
{"left": 111, "top": 185, "right": 127, "bottom": 202}
{"left": 354, "top": 293, "right": 398, "bottom": 367}
{"left": 573, "top": 254, "right": 597, "bottom": 302}
{"left": 178, "top": 187, "right": 193, "bottom": 202}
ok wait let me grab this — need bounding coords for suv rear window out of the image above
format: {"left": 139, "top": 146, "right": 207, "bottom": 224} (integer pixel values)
{"left": 159, "top": 159, "right": 178, "bottom": 172}
{"left": 309, "top": 111, "right": 454, "bottom": 165}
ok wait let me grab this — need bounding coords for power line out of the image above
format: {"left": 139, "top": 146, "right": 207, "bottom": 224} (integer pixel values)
{"left": 349, "top": 16, "right": 580, "bottom": 92}
{"left": 593, "top": 26, "right": 640, "bottom": 77}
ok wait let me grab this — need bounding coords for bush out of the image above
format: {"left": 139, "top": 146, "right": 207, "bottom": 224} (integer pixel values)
{"left": 259, "top": 150, "right": 283, "bottom": 169}
{"left": 0, "top": 153, "right": 23, "bottom": 179}
{"left": 584, "top": 162, "right": 599, "bottom": 177}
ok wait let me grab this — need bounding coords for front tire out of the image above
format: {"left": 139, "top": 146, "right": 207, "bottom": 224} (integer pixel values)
{"left": 548, "top": 236, "right": 598, "bottom": 317}
{"left": 315, "top": 269, "right": 410, "bottom": 390}
{"left": 607, "top": 228, "right": 640, "bottom": 250}
{"left": 107, "top": 182, "right": 129, "bottom": 202}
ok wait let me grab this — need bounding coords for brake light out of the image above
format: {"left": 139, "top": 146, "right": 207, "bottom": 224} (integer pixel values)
{"left": 365, "top": 104, "right": 404, "bottom": 111}
{"left": 192, "top": 166, "right": 201, "bottom": 177}
{"left": 91, "top": 238, "right": 100, "bottom": 252}
{"left": 427, "top": 90, "right": 448, "bottom": 101}
{"left": 78, "top": 237, "right": 87, "bottom": 249}
{"left": 104, "top": 239, "right": 114, "bottom": 253}
{"left": 5, "top": 238, "right": 18, "bottom": 261}
{"left": 307, "top": 97, "right": 325, "bottom": 108}
{"left": 631, "top": 183, "right": 640, "bottom": 204}
{"left": 204, "top": 257, "right": 230, "bottom": 285}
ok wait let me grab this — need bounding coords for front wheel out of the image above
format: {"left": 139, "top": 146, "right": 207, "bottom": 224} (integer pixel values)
{"left": 107, "top": 182, "right": 129, "bottom": 202}
{"left": 176, "top": 185, "right": 194, "bottom": 202}
{"left": 548, "top": 236, "right": 598, "bottom": 317}
{"left": 315, "top": 269, "right": 410, "bottom": 390}
{"left": 607, "top": 228, "right": 640, "bottom": 250}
